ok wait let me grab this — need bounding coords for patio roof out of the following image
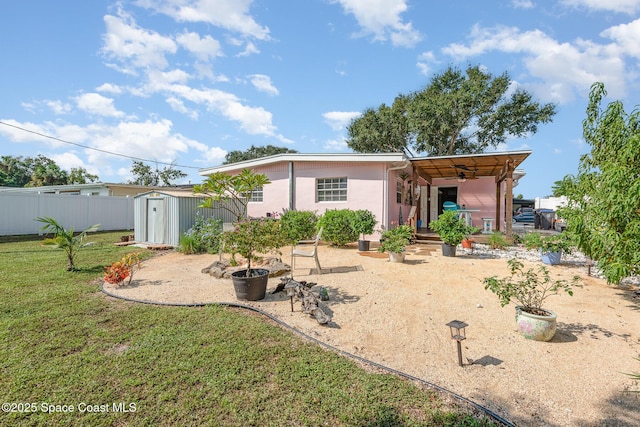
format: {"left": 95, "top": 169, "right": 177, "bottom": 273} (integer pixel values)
{"left": 410, "top": 150, "right": 532, "bottom": 183}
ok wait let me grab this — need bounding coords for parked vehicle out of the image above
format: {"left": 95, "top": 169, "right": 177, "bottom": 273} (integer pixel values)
{"left": 512, "top": 212, "right": 535, "bottom": 223}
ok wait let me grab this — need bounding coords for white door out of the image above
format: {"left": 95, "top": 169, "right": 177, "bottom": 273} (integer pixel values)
{"left": 430, "top": 186, "right": 439, "bottom": 222}
{"left": 147, "top": 198, "right": 165, "bottom": 244}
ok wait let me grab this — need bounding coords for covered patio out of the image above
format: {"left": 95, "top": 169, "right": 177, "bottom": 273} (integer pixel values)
{"left": 409, "top": 150, "right": 532, "bottom": 238}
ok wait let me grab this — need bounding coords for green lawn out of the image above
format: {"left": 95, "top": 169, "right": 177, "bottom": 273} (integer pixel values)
{"left": 0, "top": 231, "right": 498, "bottom": 426}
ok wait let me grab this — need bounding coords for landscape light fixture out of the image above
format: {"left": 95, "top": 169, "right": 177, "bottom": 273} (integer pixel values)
{"left": 285, "top": 282, "right": 297, "bottom": 312}
{"left": 446, "top": 320, "right": 468, "bottom": 367}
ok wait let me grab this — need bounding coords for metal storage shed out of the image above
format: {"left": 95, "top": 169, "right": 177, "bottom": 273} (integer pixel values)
{"left": 134, "top": 190, "right": 235, "bottom": 246}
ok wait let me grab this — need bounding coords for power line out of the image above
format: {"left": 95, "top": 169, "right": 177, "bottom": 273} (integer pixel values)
{"left": 0, "top": 120, "right": 200, "bottom": 169}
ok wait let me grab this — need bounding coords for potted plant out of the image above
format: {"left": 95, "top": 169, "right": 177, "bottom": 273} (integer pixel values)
{"left": 350, "top": 209, "right": 377, "bottom": 251}
{"left": 539, "top": 233, "right": 574, "bottom": 265}
{"left": 523, "top": 232, "right": 574, "bottom": 265}
{"left": 221, "top": 218, "right": 288, "bottom": 301}
{"left": 195, "top": 169, "right": 287, "bottom": 300}
{"left": 483, "top": 257, "right": 579, "bottom": 341}
{"left": 377, "top": 224, "right": 413, "bottom": 263}
{"left": 428, "top": 210, "right": 478, "bottom": 257}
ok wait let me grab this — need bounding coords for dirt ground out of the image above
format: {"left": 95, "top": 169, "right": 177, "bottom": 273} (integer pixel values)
{"left": 102, "top": 243, "right": 640, "bottom": 427}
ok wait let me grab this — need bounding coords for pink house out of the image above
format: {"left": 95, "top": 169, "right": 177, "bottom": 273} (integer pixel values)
{"left": 198, "top": 151, "right": 531, "bottom": 240}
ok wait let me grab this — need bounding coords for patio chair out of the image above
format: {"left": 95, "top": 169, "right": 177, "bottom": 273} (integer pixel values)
{"left": 291, "top": 227, "right": 323, "bottom": 274}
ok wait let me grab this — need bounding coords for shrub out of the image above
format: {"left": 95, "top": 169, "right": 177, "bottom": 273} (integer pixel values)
{"left": 221, "top": 218, "right": 287, "bottom": 274}
{"left": 318, "top": 209, "right": 359, "bottom": 246}
{"left": 280, "top": 210, "right": 319, "bottom": 244}
{"left": 489, "top": 231, "right": 508, "bottom": 249}
{"left": 377, "top": 224, "right": 413, "bottom": 254}
{"left": 483, "top": 257, "right": 578, "bottom": 315}
{"left": 104, "top": 252, "right": 141, "bottom": 286}
{"left": 178, "top": 215, "right": 223, "bottom": 254}
{"left": 523, "top": 231, "right": 544, "bottom": 250}
{"left": 428, "top": 210, "right": 477, "bottom": 246}
{"left": 349, "top": 209, "right": 377, "bottom": 240}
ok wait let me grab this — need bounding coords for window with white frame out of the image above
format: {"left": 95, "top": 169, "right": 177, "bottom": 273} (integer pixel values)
{"left": 396, "top": 180, "right": 403, "bottom": 204}
{"left": 247, "top": 186, "right": 263, "bottom": 202}
{"left": 316, "top": 177, "right": 347, "bottom": 202}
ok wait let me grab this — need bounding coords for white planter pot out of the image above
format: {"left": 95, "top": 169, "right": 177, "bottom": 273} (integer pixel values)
{"left": 388, "top": 252, "right": 406, "bottom": 263}
{"left": 515, "top": 306, "right": 557, "bottom": 341}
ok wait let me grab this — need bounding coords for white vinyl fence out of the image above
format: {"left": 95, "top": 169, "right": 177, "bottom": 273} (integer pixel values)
{"left": 0, "top": 193, "right": 134, "bottom": 236}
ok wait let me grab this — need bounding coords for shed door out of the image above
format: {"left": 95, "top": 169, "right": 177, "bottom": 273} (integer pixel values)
{"left": 147, "top": 198, "right": 165, "bottom": 244}
{"left": 429, "top": 186, "right": 439, "bottom": 222}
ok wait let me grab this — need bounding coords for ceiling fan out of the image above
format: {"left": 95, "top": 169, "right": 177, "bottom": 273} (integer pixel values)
{"left": 449, "top": 164, "right": 478, "bottom": 182}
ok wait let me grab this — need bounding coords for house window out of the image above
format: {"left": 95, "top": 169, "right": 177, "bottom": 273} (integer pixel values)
{"left": 247, "top": 186, "right": 263, "bottom": 202}
{"left": 396, "top": 180, "right": 403, "bottom": 204}
{"left": 317, "top": 177, "right": 347, "bottom": 202}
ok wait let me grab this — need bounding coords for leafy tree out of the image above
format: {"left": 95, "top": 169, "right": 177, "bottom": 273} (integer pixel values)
{"left": 346, "top": 96, "right": 413, "bottom": 155}
{"left": 128, "top": 161, "right": 186, "bottom": 186}
{"left": 0, "top": 155, "right": 32, "bottom": 187}
{"left": 223, "top": 145, "right": 298, "bottom": 164}
{"left": 551, "top": 175, "right": 576, "bottom": 197}
{"left": 27, "top": 155, "right": 69, "bottom": 187}
{"left": 194, "top": 169, "right": 271, "bottom": 222}
{"left": 68, "top": 167, "right": 99, "bottom": 184}
{"left": 1, "top": 155, "right": 101, "bottom": 187}
{"left": 558, "top": 82, "right": 640, "bottom": 284}
{"left": 36, "top": 216, "right": 100, "bottom": 271}
{"left": 347, "top": 65, "right": 556, "bottom": 155}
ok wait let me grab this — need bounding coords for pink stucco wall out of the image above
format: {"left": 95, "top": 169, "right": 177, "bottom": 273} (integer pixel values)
{"left": 245, "top": 161, "right": 412, "bottom": 240}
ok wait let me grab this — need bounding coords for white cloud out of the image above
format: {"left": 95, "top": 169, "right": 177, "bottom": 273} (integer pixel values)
{"left": 416, "top": 51, "right": 435, "bottom": 75}
{"left": 135, "top": 0, "right": 271, "bottom": 40}
{"left": 96, "top": 83, "right": 123, "bottom": 94}
{"left": 560, "top": 0, "right": 640, "bottom": 14}
{"left": 50, "top": 152, "right": 87, "bottom": 171}
{"left": 166, "top": 96, "right": 199, "bottom": 120}
{"left": 512, "top": 0, "right": 534, "bottom": 9}
{"left": 441, "top": 24, "right": 629, "bottom": 102}
{"left": 249, "top": 74, "right": 278, "bottom": 95}
{"left": 75, "top": 93, "right": 125, "bottom": 117}
{"left": 330, "top": 0, "right": 422, "bottom": 47}
{"left": 45, "top": 100, "right": 72, "bottom": 115}
{"left": 323, "top": 136, "right": 349, "bottom": 151}
{"left": 176, "top": 31, "right": 223, "bottom": 61}
{"left": 164, "top": 83, "right": 290, "bottom": 141}
{"left": 236, "top": 41, "right": 260, "bottom": 57}
{"left": 101, "top": 9, "right": 177, "bottom": 73}
{"left": 323, "top": 111, "right": 361, "bottom": 131}
{"left": 601, "top": 18, "right": 640, "bottom": 59}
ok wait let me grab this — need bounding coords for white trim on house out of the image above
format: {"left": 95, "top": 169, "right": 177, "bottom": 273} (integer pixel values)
{"left": 198, "top": 153, "right": 408, "bottom": 175}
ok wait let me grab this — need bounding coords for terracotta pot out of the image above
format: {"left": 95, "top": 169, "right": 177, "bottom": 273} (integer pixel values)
{"left": 515, "top": 306, "right": 557, "bottom": 341}
{"left": 461, "top": 239, "right": 474, "bottom": 249}
{"left": 231, "top": 268, "right": 269, "bottom": 301}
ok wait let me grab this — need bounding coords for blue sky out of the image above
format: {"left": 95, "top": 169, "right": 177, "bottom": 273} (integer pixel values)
{"left": 1, "top": 0, "right": 639, "bottom": 198}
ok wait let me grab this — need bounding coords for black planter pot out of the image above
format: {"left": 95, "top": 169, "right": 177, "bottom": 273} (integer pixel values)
{"left": 358, "top": 240, "right": 371, "bottom": 251}
{"left": 441, "top": 243, "right": 457, "bottom": 257}
{"left": 231, "top": 268, "right": 269, "bottom": 301}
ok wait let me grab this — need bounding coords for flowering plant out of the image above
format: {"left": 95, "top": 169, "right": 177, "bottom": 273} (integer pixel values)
{"left": 104, "top": 252, "right": 141, "bottom": 286}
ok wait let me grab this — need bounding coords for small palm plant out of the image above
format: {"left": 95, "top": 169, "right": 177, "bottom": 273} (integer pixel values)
{"left": 36, "top": 216, "right": 100, "bottom": 271}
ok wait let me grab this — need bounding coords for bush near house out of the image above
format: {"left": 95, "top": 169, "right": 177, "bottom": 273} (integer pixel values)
{"left": 178, "top": 215, "right": 223, "bottom": 255}
{"left": 318, "top": 209, "right": 359, "bottom": 246}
